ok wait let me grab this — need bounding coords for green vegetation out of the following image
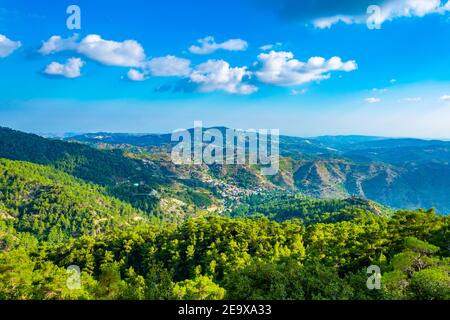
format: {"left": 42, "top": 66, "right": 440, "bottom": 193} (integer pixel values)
{"left": 0, "top": 127, "right": 168, "bottom": 213}
{"left": 231, "top": 193, "right": 392, "bottom": 224}
{"left": 0, "top": 127, "right": 216, "bottom": 217}
{"left": 1, "top": 203, "right": 448, "bottom": 299}
{"left": 0, "top": 128, "right": 448, "bottom": 301}
{"left": 70, "top": 130, "right": 450, "bottom": 214}
{"left": 0, "top": 158, "right": 150, "bottom": 242}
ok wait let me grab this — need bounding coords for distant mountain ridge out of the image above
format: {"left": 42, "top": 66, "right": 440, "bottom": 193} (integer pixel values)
{"left": 0, "top": 126, "right": 400, "bottom": 226}
{"left": 1, "top": 126, "right": 450, "bottom": 214}
{"left": 66, "top": 129, "right": 450, "bottom": 215}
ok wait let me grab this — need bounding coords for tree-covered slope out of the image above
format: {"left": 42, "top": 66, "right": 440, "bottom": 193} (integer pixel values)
{"left": 0, "top": 158, "right": 148, "bottom": 241}
{"left": 0, "top": 153, "right": 447, "bottom": 300}
{"left": 1, "top": 210, "right": 448, "bottom": 300}
{"left": 67, "top": 130, "right": 450, "bottom": 214}
{"left": 0, "top": 127, "right": 223, "bottom": 217}
{"left": 231, "top": 193, "right": 392, "bottom": 224}
{"left": 0, "top": 127, "right": 170, "bottom": 186}
{"left": 290, "top": 159, "right": 450, "bottom": 214}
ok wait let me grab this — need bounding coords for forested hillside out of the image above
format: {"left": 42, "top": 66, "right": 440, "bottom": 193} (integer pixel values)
{"left": 68, "top": 130, "right": 450, "bottom": 214}
{"left": 231, "top": 193, "right": 392, "bottom": 223}
{"left": 0, "top": 127, "right": 170, "bottom": 212}
{"left": 0, "top": 127, "right": 449, "bottom": 301}
{"left": 0, "top": 159, "right": 150, "bottom": 241}
{"left": 4, "top": 127, "right": 450, "bottom": 214}
{"left": 0, "top": 127, "right": 219, "bottom": 217}
{"left": 1, "top": 210, "right": 448, "bottom": 300}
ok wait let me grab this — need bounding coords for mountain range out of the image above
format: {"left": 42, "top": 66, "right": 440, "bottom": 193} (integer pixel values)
{"left": 66, "top": 129, "right": 450, "bottom": 215}
{"left": 0, "top": 125, "right": 449, "bottom": 301}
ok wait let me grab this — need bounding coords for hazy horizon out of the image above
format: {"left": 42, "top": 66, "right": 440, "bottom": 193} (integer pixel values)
{"left": 6, "top": 124, "right": 450, "bottom": 142}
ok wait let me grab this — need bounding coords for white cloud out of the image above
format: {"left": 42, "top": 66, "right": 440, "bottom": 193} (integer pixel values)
{"left": 291, "top": 89, "right": 307, "bottom": 96}
{"left": 365, "top": 97, "right": 381, "bottom": 103}
{"left": 39, "top": 34, "right": 146, "bottom": 67}
{"left": 383, "top": 0, "right": 445, "bottom": 18}
{"left": 40, "top": 35, "right": 195, "bottom": 82}
{"left": 189, "top": 36, "right": 248, "bottom": 54}
{"left": 0, "top": 34, "right": 21, "bottom": 58}
{"left": 313, "top": 0, "right": 450, "bottom": 29}
{"left": 127, "top": 57, "right": 257, "bottom": 94}
{"left": 127, "top": 55, "right": 191, "bottom": 81}
{"left": 255, "top": 51, "right": 357, "bottom": 86}
{"left": 260, "top": 44, "right": 274, "bottom": 51}
{"left": 143, "top": 55, "right": 191, "bottom": 77}
{"left": 189, "top": 59, "right": 257, "bottom": 94}
{"left": 260, "top": 42, "right": 283, "bottom": 51}
{"left": 402, "top": 97, "right": 422, "bottom": 102}
{"left": 440, "top": 95, "right": 450, "bottom": 101}
{"left": 44, "top": 58, "right": 85, "bottom": 78}
{"left": 313, "top": 15, "right": 363, "bottom": 29}
{"left": 77, "top": 35, "right": 145, "bottom": 67}
{"left": 127, "top": 69, "right": 147, "bottom": 81}
{"left": 390, "top": 78, "right": 397, "bottom": 84}
{"left": 259, "top": 42, "right": 283, "bottom": 51}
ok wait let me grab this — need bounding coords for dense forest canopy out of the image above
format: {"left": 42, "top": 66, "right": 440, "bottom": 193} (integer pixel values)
{"left": 1, "top": 209, "right": 448, "bottom": 300}
{"left": 0, "top": 128, "right": 448, "bottom": 300}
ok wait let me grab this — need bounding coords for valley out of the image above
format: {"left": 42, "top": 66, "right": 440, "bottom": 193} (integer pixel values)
{"left": 66, "top": 128, "right": 450, "bottom": 215}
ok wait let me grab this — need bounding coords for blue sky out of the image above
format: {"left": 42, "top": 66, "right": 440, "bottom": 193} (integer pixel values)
{"left": 2, "top": 0, "right": 450, "bottom": 138}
